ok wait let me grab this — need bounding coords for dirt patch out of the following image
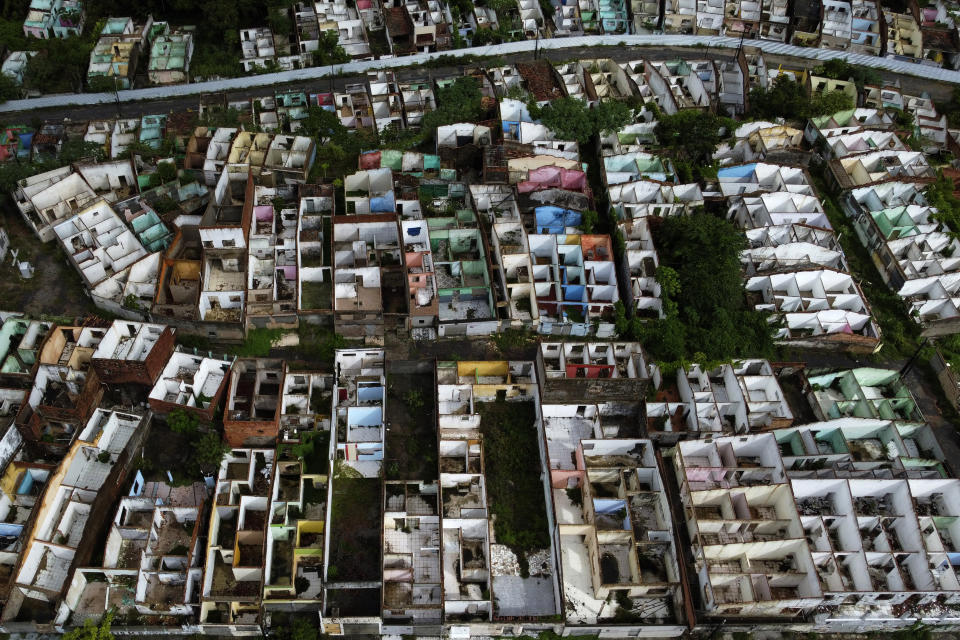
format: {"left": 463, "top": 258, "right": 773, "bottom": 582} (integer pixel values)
{"left": 0, "top": 204, "right": 98, "bottom": 318}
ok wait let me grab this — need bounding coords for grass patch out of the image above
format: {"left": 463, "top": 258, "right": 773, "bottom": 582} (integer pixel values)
{"left": 477, "top": 399, "right": 549, "bottom": 574}
{"left": 226, "top": 328, "right": 286, "bottom": 357}
{"left": 328, "top": 477, "right": 381, "bottom": 581}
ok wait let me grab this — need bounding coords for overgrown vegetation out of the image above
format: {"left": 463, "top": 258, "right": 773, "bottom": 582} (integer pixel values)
{"left": 811, "top": 58, "right": 881, "bottom": 91}
{"left": 190, "top": 431, "right": 231, "bottom": 476}
{"left": 654, "top": 109, "right": 736, "bottom": 178}
{"left": 63, "top": 611, "right": 113, "bottom": 640}
{"left": 749, "top": 76, "right": 855, "bottom": 121}
{"left": 422, "top": 76, "right": 486, "bottom": 141}
{"left": 167, "top": 408, "right": 199, "bottom": 435}
{"left": 227, "top": 328, "right": 285, "bottom": 357}
{"left": 527, "top": 97, "right": 633, "bottom": 145}
{"left": 621, "top": 214, "right": 775, "bottom": 367}
{"left": 296, "top": 324, "right": 347, "bottom": 364}
{"left": 925, "top": 171, "right": 960, "bottom": 234}
{"left": 477, "top": 398, "right": 549, "bottom": 576}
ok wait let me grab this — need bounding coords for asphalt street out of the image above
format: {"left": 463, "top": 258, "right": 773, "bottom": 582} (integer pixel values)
{"left": 3, "top": 44, "right": 956, "bottom": 123}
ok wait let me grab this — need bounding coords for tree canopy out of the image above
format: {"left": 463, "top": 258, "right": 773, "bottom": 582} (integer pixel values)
{"left": 528, "top": 97, "right": 633, "bottom": 144}
{"left": 654, "top": 109, "right": 735, "bottom": 165}
{"left": 812, "top": 58, "right": 881, "bottom": 90}
{"left": 422, "top": 76, "right": 485, "bottom": 137}
{"left": 0, "top": 73, "right": 20, "bottom": 103}
{"left": 625, "top": 214, "right": 775, "bottom": 364}
{"left": 748, "top": 76, "right": 855, "bottom": 121}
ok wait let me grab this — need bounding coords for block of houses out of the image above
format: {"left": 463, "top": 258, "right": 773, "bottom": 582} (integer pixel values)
{"left": 790, "top": 0, "right": 821, "bottom": 45}
{"left": 0, "top": 126, "right": 34, "bottom": 164}
{"left": 674, "top": 424, "right": 960, "bottom": 626}
{"left": 331, "top": 349, "right": 385, "bottom": 476}
{"left": 331, "top": 212, "right": 405, "bottom": 339}
{"left": 846, "top": 182, "right": 960, "bottom": 334}
{"left": 197, "top": 168, "right": 254, "bottom": 338}
{"left": 542, "top": 431, "right": 685, "bottom": 628}
{"left": 716, "top": 162, "right": 816, "bottom": 198}
{"left": 806, "top": 74, "right": 858, "bottom": 106}
{"left": 58, "top": 478, "right": 208, "bottom": 624}
{"left": 746, "top": 268, "right": 880, "bottom": 350}
{"left": 850, "top": 0, "right": 882, "bottom": 54}
{"left": 12, "top": 160, "right": 137, "bottom": 242}
{"left": 148, "top": 25, "right": 194, "bottom": 85}
{"left": 631, "top": 0, "right": 659, "bottom": 31}
{"left": 433, "top": 359, "right": 553, "bottom": 628}
{"left": 245, "top": 185, "right": 299, "bottom": 329}
{"left": 806, "top": 367, "right": 922, "bottom": 422}
{"left": 316, "top": 0, "right": 372, "bottom": 58}
{"left": 87, "top": 16, "right": 154, "bottom": 90}
{"left": 804, "top": 108, "right": 895, "bottom": 146}
{"left": 381, "top": 478, "right": 441, "bottom": 623}
{"left": 14, "top": 325, "right": 106, "bottom": 457}
{"left": 89, "top": 320, "right": 175, "bottom": 386}
{"left": 723, "top": 0, "right": 761, "bottom": 38}
{"left": 647, "top": 360, "right": 793, "bottom": 442}
{"left": 52, "top": 199, "right": 151, "bottom": 296}
{"left": 3, "top": 409, "right": 147, "bottom": 623}
{"left": 662, "top": 0, "right": 696, "bottom": 32}
{"left": 296, "top": 185, "right": 335, "bottom": 323}
{"left": 673, "top": 434, "right": 825, "bottom": 617}
{"left": 758, "top": 0, "right": 789, "bottom": 40}
{"left": 239, "top": 27, "right": 279, "bottom": 72}
{"left": 885, "top": 10, "right": 923, "bottom": 58}
{"left": 22, "top": 0, "right": 84, "bottom": 38}
{"left": 263, "top": 426, "right": 327, "bottom": 609}
{"left": 0, "top": 419, "right": 54, "bottom": 605}
{"left": 820, "top": 0, "right": 852, "bottom": 49}
{"left": 830, "top": 149, "right": 934, "bottom": 190}
{"left": 223, "top": 359, "right": 285, "bottom": 447}
{"left": 382, "top": 0, "right": 453, "bottom": 53}
{"left": 199, "top": 448, "right": 274, "bottom": 631}
{"left": 695, "top": 0, "right": 723, "bottom": 33}
{"left": 0, "top": 52, "right": 34, "bottom": 87}
{"left": 715, "top": 122, "right": 805, "bottom": 165}
{"left": 147, "top": 350, "right": 232, "bottom": 421}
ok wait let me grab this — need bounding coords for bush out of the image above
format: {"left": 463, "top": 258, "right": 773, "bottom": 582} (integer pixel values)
{"left": 168, "top": 409, "right": 199, "bottom": 435}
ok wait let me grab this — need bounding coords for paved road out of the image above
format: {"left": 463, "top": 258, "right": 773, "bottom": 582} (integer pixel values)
{"left": 3, "top": 35, "right": 960, "bottom": 120}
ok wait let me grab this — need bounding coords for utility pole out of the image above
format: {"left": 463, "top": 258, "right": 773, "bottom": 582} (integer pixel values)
{"left": 900, "top": 337, "right": 930, "bottom": 378}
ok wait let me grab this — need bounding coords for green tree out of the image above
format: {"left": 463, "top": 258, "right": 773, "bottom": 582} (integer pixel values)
{"left": 63, "top": 611, "right": 113, "bottom": 640}
{"left": 274, "top": 617, "right": 318, "bottom": 640}
{"left": 312, "top": 30, "right": 350, "bottom": 66}
{"left": 59, "top": 139, "right": 107, "bottom": 163}
{"left": 23, "top": 36, "right": 93, "bottom": 94}
{"left": 748, "top": 75, "right": 812, "bottom": 120}
{"left": 812, "top": 58, "right": 880, "bottom": 90}
{"left": 655, "top": 109, "right": 735, "bottom": 165}
{"left": 633, "top": 215, "right": 774, "bottom": 363}
{"left": 422, "top": 76, "right": 484, "bottom": 138}
{"left": 0, "top": 72, "right": 21, "bottom": 102}
{"left": 168, "top": 409, "right": 199, "bottom": 435}
{"left": 191, "top": 431, "right": 229, "bottom": 474}
{"left": 810, "top": 90, "right": 855, "bottom": 117}
{"left": 579, "top": 209, "right": 599, "bottom": 233}
{"left": 87, "top": 75, "right": 119, "bottom": 93}
{"left": 300, "top": 105, "right": 348, "bottom": 145}
{"left": 529, "top": 97, "right": 633, "bottom": 144}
